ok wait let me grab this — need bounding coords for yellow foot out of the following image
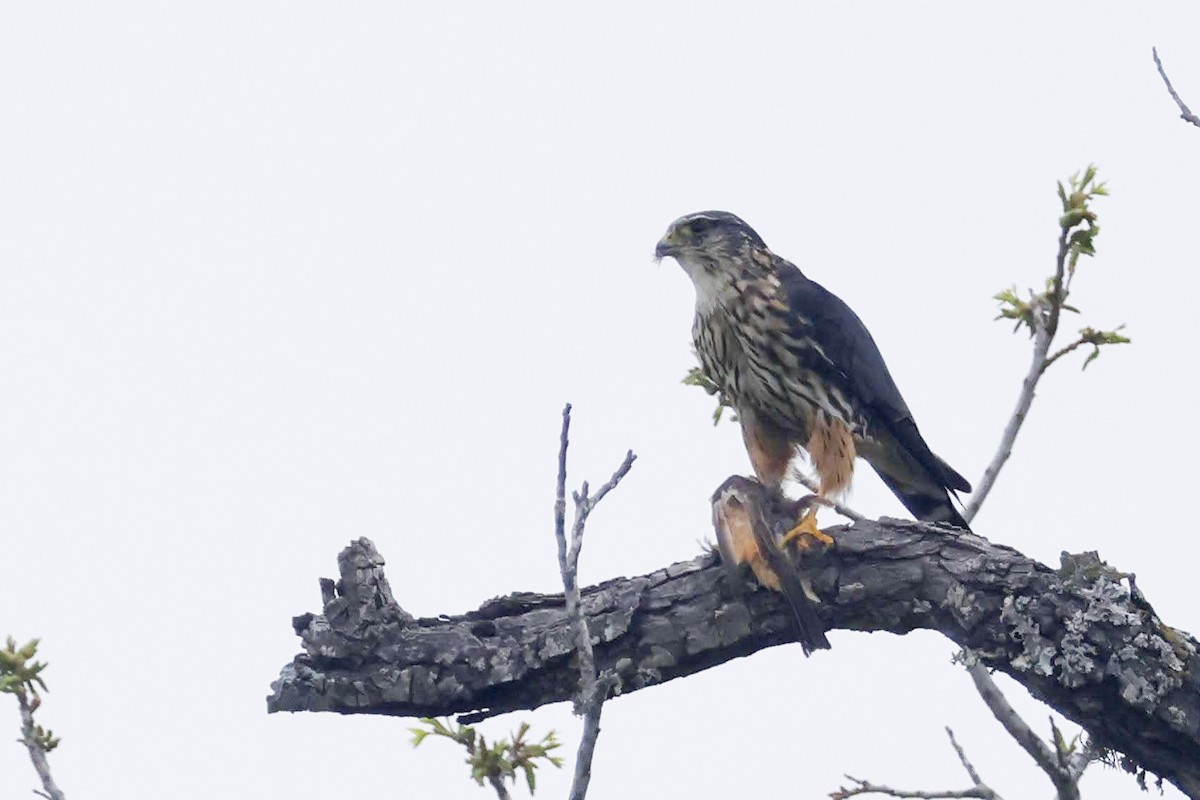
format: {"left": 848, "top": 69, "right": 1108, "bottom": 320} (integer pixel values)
{"left": 780, "top": 508, "right": 835, "bottom": 551}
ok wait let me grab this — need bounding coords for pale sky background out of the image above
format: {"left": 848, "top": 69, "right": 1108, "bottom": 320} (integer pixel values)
{"left": 3, "top": 4, "right": 1199, "bottom": 798}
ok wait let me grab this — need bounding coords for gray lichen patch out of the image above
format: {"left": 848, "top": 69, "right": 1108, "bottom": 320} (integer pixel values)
{"left": 1000, "top": 595, "right": 1056, "bottom": 677}
{"left": 1064, "top": 557, "right": 1184, "bottom": 709}
{"left": 944, "top": 581, "right": 990, "bottom": 632}
{"left": 995, "top": 551, "right": 1188, "bottom": 712}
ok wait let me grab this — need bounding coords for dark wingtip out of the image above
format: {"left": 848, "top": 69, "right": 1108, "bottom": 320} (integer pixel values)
{"left": 876, "top": 473, "right": 972, "bottom": 532}
{"left": 946, "top": 469, "right": 972, "bottom": 494}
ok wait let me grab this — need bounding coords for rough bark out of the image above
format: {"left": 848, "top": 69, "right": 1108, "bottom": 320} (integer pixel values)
{"left": 267, "top": 511, "right": 1200, "bottom": 797}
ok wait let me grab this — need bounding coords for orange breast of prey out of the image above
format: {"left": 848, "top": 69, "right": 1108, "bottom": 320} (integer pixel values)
{"left": 713, "top": 493, "right": 782, "bottom": 591}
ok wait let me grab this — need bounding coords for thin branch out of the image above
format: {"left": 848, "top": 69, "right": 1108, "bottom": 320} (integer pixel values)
{"left": 1046, "top": 220, "right": 1071, "bottom": 342}
{"left": 962, "top": 321, "right": 1050, "bottom": 523}
{"left": 945, "top": 728, "right": 983, "bottom": 787}
{"left": 485, "top": 775, "right": 513, "bottom": 800}
{"left": 792, "top": 469, "right": 864, "bottom": 521}
{"left": 17, "top": 695, "right": 65, "bottom": 800}
{"left": 456, "top": 730, "right": 516, "bottom": 800}
{"left": 966, "top": 663, "right": 1076, "bottom": 799}
{"left": 963, "top": 224, "right": 1067, "bottom": 524}
{"left": 829, "top": 729, "right": 1001, "bottom": 799}
{"left": 564, "top": 451, "right": 636, "bottom": 696}
{"left": 1065, "top": 739, "right": 1099, "bottom": 782}
{"left": 553, "top": 404, "right": 637, "bottom": 800}
{"left": 831, "top": 776, "right": 996, "bottom": 800}
{"left": 1153, "top": 47, "right": 1200, "bottom": 128}
{"left": 580, "top": 455, "right": 636, "bottom": 515}
{"left": 554, "top": 404, "right": 571, "bottom": 577}
{"left": 1041, "top": 337, "right": 1088, "bottom": 373}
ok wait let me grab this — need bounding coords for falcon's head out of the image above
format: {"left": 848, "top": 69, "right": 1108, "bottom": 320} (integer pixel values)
{"left": 655, "top": 211, "right": 766, "bottom": 262}
{"left": 655, "top": 211, "right": 771, "bottom": 304}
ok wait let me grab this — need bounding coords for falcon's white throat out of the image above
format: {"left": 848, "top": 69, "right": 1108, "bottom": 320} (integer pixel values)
{"left": 673, "top": 253, "right": 731, "bottom": 315}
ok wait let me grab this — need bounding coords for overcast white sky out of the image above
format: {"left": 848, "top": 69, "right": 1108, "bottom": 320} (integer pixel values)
{"left": 3, "top": 4, "right": 1199, "bottom": 798}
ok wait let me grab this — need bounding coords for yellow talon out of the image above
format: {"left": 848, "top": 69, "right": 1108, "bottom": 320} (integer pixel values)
{"left": 780, "top": 507, "right": 835, "bottom": 551}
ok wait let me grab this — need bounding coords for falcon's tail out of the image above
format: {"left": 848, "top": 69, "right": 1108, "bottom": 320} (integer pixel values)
{"left": 860, "top": 421, "right": 971, "bottom": 531}
{"left": 875, "top": 471, "right": 970, "bottom": 530}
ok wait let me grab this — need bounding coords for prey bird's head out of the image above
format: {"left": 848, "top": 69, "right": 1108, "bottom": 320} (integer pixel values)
{"left": 655, "top": 211, "right": 770, "bottom": 286}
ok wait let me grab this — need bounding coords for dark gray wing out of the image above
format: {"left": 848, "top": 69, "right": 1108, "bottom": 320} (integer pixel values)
{"left": 777, "top": 262, "right": 971, "bottom": 527}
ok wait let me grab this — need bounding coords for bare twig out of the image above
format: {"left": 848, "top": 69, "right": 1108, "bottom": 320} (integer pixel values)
{"left": 792, "top": 469, "right": 864, "bottom": 521}
{"left": 965, "top": 665, "right": 1056, "bottom": 770}
{"left": 966, "top": 665, "right": 1078, "bottom": 800}
{"left": 945, "top": 728, "right": 983, "bottom": 787}
{"left": 829, "top": 729, "right": 1000, "bottom": 799}
{"left": 830, "top": 776, "right": 997, "bottom": 800}
{"left": 553, "top": 404, "right": 636, "bottom": 800}
{"left": 962, "top": 315, "right": 1049, "bottom": 526}
{"left": 17, "top": 695, "right": 65, "bottom": 800}
{"left": 964, "top": 226, "right": 1069, "bottom": 522}
{"left": 554, "top": 405, "right": 571, "bottom": 579}
{"left": 1153, "top": 47, "right": 1200, "bottom": 128}
{"left": 1041, "top": 338, "right": 1088, "bottom": 373}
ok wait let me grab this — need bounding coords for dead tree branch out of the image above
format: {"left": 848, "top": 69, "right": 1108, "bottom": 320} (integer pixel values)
{"left": 830, "top": 779, "right": 991, "bottom": 800}
{"left": 831, "top": 728, "right": 1002, "bottom": 799}
{"left": 966, "top": 664, "right": 1078, "bottom": 799}
{"left": 945, "top": 728, "right": 988, "bottom": 790}
{"left": 269, "top": 506, "right": 1200, "bottom": 798}
{"left": 552, "top": 404, "right": 635, "bottom": 800}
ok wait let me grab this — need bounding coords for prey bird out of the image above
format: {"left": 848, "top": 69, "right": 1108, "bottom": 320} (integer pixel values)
{"left": 656, "top": 211, "right": 971, "bottom": 546}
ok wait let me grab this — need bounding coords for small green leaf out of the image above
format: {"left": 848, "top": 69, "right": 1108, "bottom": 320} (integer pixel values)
{"left": 33, "top": 725, "right": 60, "bottom": 752}
{"left": 1059, "top": 208, "right": 1087, "bottom": 228}
{"left": 525, "top": 763, "right": 537, "bottom": 793}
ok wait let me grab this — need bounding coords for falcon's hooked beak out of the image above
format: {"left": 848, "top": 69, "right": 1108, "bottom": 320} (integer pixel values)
{"left": 654, "top": 230, "right": 681, "bottom": 261}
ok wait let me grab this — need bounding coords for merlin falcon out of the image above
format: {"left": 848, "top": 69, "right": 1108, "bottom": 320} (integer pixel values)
{"left": 656, "top": 211, "right": 971, "bottom": 541}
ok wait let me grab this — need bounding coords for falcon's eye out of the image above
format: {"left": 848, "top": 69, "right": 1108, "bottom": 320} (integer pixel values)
{"left": 688, "top": 217, "right": 714, "bottom": 236}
